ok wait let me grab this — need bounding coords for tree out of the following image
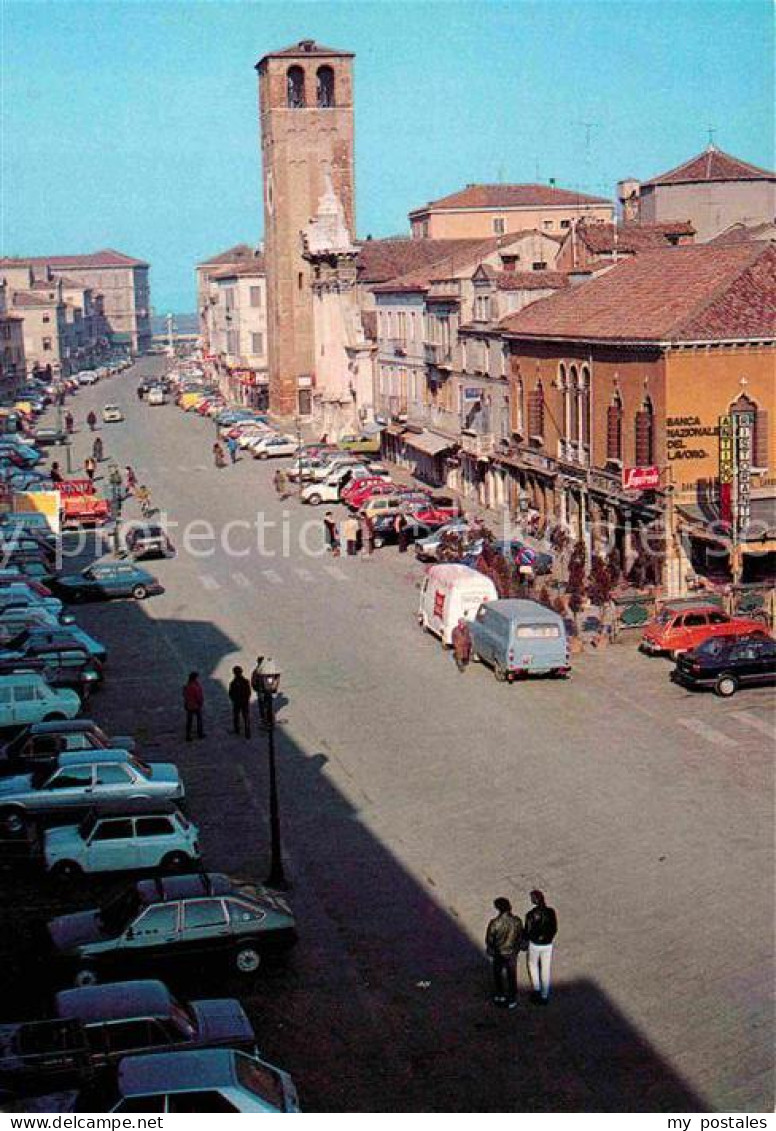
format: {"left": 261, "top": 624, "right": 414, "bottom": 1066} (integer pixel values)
{"left": 566, "top": 540, "right": 587, "bottom": 620}
{"left": 587, "top": 553, "right": 615, "bottom": 607}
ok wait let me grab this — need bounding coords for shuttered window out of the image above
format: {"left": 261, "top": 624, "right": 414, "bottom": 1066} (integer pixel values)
{"left": 528, "top": 384, "right": 545, "bottom": 441}
{"left": 754, "top": 409, "right": 769, "bottom": 468}
{"left": 635, "top": 405, "right": 654, "bottom": 466}
{"left": 606, "top": 402, "right": 622, "bottom": 462}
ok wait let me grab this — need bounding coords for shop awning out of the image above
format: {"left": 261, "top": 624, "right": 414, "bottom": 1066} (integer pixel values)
{"left": 402, "top": 430, "right": 455, "bottom": 457}
{"left": 385, "top": 423, "right": 406, "bottom": 437}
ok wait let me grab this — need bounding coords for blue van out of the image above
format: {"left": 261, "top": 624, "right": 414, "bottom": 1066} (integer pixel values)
{"left": 469, "top": 599, "right": 570, "bottom": 682}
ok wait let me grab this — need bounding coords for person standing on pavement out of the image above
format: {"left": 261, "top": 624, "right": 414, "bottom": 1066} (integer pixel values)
{"left": 323, "top": 511, "right": 339, "bottom": 555}
{"left": 50, "top": 462, "right": 63, "bottom": 485}
{"left": 524, "top": 889, "right": 558, "bottom": 1005}
{"left": 395, "top": 512, "right": 410, "bottom": 553}
{"left": 228, "top": 665, "right": 252, "bottom": 738}
{"left": 485, "top": 897, "right": 523, "bottom": 1009}
{"left": 86, "top": 410, "right": 97, "bottom": 432}
{"left": 92, "top": 436, "right": 104, "bottom": 463}
{"left": 227, "top": 435, "right": 238, "bottom": 464}
{"left": 65, "top": 411, "right": 74, "bottom": 435}
{"left": 342, "top": 514, "right": 359, "bottom": 557}
{"left": 451, "top": 618, "right": 472, "bottom": 672}
{"left": 125, "top": 466, "right": 137, "bottom": 495}
{"left": 84, "top": 456, "right": 96, "bottom": 482}
{"left": 183, "top": 671, "right": 204, "bottom": 741}
{"left": 274, "top": 468, "right": 288, "bottom": 499}
{"left": 359, "top": 512, "right": 374, "bottom": 558}
{"left": 251, "top": 655, "right": 270, "bottom": 728}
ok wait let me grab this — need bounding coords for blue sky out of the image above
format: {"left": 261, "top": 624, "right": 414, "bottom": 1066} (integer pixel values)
{"left": 3, "top": 0, "right": 773, "bottom": 311}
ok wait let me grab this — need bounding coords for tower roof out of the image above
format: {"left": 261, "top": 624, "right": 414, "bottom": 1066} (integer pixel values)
{"left": 257, "top": 39, "right": 354, "bottom": 67}
{"left": 642, "top": 145, "right": 775, "bottom": 187}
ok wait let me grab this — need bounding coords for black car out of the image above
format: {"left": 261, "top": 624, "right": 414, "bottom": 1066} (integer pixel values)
{"left": 0, "top": 720, "right": 134, "bottom": 769}
{"left": 0, "top": 626, "right": 106, "bottom": 666}
{"left": 124, "top": 524, "right": 174, "bottom": 561}
{"left": 672, "top": 633, "right": 776, "bottom": 697}
{"left": 0, "top": 645, "right": 102, "bottom": 699}
{"left": 370, "top": 513, "right": 434, "bottom": 550}
{"left": 31, "top": 427, "right": 67, "bottom": 447}
{"left": 44, "top": 873, "right": 297, "bottom": 987}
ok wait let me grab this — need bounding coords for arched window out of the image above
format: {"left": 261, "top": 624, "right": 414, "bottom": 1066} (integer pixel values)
{"left": 513, "top": 374, "right": 525, "bottom": 437}
{"left": 635, "top": 395, "right": 654, "bottom": 466}
{"left": 568, "top": 365, "right": 579, "bottom": 443}
{"left": 316, "top": 65, "right": 335, "bottom": 108}
{"left": 528, "top": 380, "right": 545, "bottom": 442}
{"left": 580, "top": 366, "right": 591, "bottom": 449}
{"left": 606, "top": 390, "right": 623, "bottom": 463}
{"left": 287, "top": 66, "right": 306, "bottom": 109}
{"left": 731, "top": 392, "right": 769, "bottom": 469}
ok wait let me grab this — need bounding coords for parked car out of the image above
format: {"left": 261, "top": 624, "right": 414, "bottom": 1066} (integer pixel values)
{"left": 0, "top": 648, "right": 102, "bottom": 699}
{"left": 44, "top": 872, "right": 296, "bottom": 987}
{"left": 336, "top": 432, "right": 381, "bottom": 454}
{"left": 640, "top": 603, "right": 767, "bottom": 658}
{"left": 102, "top": 405, "right": 124, "bottom": 424}
{"left": 0, "top": 980, "right": 256, "bottom": 1100}
{"left": 44, "top": 804, "right": 200, "bottom": 878}
{"left": 299, "top": 463, "right": 375, "bottom": 506}
{"left": 469, "top": 599, "right": 570, "bottom": 682}
{"left": 414, "top": 518, "right": 473, "bottom": 562}
{"left": 147, "top": 388, "right": 166, "bottom": 407}
{"left": 370, "top": 512, "right": 435, "bottom": 549}
{"left": 123, "top": 524, "right": 174, "bottom": 560}
{"left": 343, "top": 477, "right": 397, "bottom": 510}
{"left": 98, "top": 1047, "right": 299, "bottom": 1113}
{"left": 360, "top": 491, "right": 430, "bottom": 522}
{"left": 0, "top": 720, "right": 134, "bottom": 766}
{"left": 0, "top": 751, "right": 184, "bottom": 832}
{"left": 0, "top": 625, "right": 107, "bottom": 665}
{"left": 418, "top": 564, "right": 498, "bottom": 645}
{"left": 51, "top": 563, "right": 164, "bottom": 602}
{"left": 77, "top": 372, "right": 99, "bottom": 386}
{"left": 249, "top": 434, "right": 299, "bottom": 460}
{"left": 0, "top": 673, "right": 80, "bottom": 732}
{"left": 671, "top": 632, "right": 775, "bottom": 696}
{"left": 460, "top": 538, "right": 554, "bottom": 577}
{"left": 31, "top": 426, "right": 67, "bottom": 447}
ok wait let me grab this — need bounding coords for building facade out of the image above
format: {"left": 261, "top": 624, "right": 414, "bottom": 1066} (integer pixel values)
{"left": 258, "top": 39, "right": 355, "bottom": 420}
{"left": 197, "top": 247, "right": 268, "bottom": 408}
{"left": 623, "top": 146, "right": 776, "bottom": 243}
{"left": 409, "top": 183, "right": 613, "bottom": 241}
{"left": 0, "top": 284, "right": 25, "bottom": 392}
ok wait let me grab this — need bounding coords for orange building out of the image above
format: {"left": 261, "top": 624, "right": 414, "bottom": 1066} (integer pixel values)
{"left": 498, "top": 241, "right": 775, "bottom": 589}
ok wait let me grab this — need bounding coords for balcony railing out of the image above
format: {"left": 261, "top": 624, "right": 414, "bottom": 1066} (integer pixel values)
{"left": 424, "top": 342, "right": 452, "bottom": 366}
{"left": 460, "top": 430, "right": 496, "bottom": 458}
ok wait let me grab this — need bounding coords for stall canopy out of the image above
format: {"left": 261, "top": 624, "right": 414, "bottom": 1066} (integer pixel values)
{"left": 402, "top": 431, "right": 455, "bottom": 457}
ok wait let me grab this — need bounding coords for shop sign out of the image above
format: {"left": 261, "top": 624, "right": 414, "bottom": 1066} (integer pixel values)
{"left": 718, "top": 414, "right": 734, "bottom": 524}
{"left": 622, "top": 465, "right": 660, "bottom": 491}
{"left": 734, "top": 412, "right": 754, "bottom": 539}
{"left": 666, "top": 415, "right": 718, "bottom": 461}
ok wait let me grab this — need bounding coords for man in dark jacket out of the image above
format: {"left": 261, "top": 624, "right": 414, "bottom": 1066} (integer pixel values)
{"left": 182, "top": 672, "right": 204, "bottom": 741}
{"left": 485, "top": 897, "right": 523, "bottom": 1008}
{"left": 524, "top": 889, "right": 558, "bottom": 1004}
{"left": 228, "top": 665, "right": 252, "bottom": 738}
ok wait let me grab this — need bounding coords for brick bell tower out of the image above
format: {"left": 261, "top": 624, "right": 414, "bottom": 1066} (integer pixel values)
{"left": 257, "top": 39, "right": 355, "bottom": 420}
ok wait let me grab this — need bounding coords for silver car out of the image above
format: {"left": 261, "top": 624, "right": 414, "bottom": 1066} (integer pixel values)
{"left": 0, "top": 751, "right": 184, "bottom": 833}
{"left": 414, "top": 518, "right": 472, "bottom": 562}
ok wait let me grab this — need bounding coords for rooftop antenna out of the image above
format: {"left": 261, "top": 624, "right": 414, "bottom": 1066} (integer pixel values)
{"left": 707, "top": 125, "right": 717, "bottom": 148}
{"left": 576, "top": 120, "right": 600, "bottom": 211}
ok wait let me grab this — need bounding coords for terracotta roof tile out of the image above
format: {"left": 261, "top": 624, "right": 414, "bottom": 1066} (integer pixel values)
{"left": 0, "top": 249, "right": 148, "bottom": 268}
{"left": 642, "top": 146, "right": 775, "bottom": 187}
{"left": 198, "top": 243, "right": 259, "bottom": 267}
{"left": 258, "top": 40, "right": 353, "bottom": 61}
{"left": 10, "top": 291, "right": 61, "bottom": 308}
{"left": 209, "top": 252, "right": 266, "bottom": 279}
{"left": 357, "top": 237, "right": 491, "bottom": 286}
{"left": 499, "top": 243, "right": 776, "bottom": 342}
{"left": 708, "top": 222, "right": 776, "bottom": 246}
{"left": 496, "top": 270, "right": 569, "bottom": 291}
{"left": 410, "top": 183, "right": 610, "bottom": 216}
{"left": 576, "top": 220, "right": 695, "bottom": 254}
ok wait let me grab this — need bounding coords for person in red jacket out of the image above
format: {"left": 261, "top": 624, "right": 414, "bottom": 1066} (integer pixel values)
{"left": 183, "top": 671, "right": 204, "bottom": 741}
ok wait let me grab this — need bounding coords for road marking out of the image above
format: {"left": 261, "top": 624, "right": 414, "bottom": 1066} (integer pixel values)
{"left": 324, "top": 564, "right": 348, "bottom": 581}
{"left": 262, "top": 568, "right": 284, "bottom": 585}
{"left": 198, "top": 573, "right": 221, "bottom": 591}
{"left": 232, "top": 571, "right": 251, "bottom": 589}
{"left": 679, "top": 717, "right": 737, "bottom": 748}
{"left": 295, "top": 567, "right": 314, "bottom": 582}
{"left": 731, "top": 710, "right": 775, "bottom": 738}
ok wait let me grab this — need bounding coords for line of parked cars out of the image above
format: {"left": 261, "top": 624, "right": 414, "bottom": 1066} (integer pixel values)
{"left": 0, "top": 366, "right": 300, "bottom": 1112}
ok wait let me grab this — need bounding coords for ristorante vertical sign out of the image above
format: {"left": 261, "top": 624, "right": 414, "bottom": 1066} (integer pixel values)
{"left": 734, "top": 411, "right": 754, "bottom": 541}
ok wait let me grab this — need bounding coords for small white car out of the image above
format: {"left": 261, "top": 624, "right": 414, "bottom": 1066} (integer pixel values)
{"left": 147, "top": 387, "right": 166, "bottom": 406}
{"left": 78, "top": 371, "right": 100, "bottom": 386}
{"left": 102, "top": 405, "right": 124, "bottom": 423}
{"left": 300, "top": 464, "right": 374, "bottom": 505}
{"left": 44, "top": 805, "right": 200, "bottom": 878}
{"left": 249, "top": 434, "right": 299, "bottom": 459}
{"left": 305, "top": 456, "right": 362, "bottom": 483}
{"left": 0, "top": 673, "right": 81, "bottom": 729}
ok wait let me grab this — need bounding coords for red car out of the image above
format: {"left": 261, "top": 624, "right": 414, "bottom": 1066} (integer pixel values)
{"left": 640, "top": 603, "right": 767, "bottom": 658}
{"left": 410, "top": 495, "right": 463, "bottom": 524}
{"left": 345, "top": 479, "right": 398, "bottom": 511}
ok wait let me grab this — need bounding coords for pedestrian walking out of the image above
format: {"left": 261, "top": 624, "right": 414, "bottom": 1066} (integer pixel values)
{"left": 251, "top": 655, "right": 270, "bottom": 728}
{"left": 342, "top": 515, "right": 359, "bottom": 557}
{"left": 86, "top": 410, "right": 97, "bottom": 432}
{"left": 524, "top": 889, "right": 558, "bottom": 1005}
{"left": 359, "top": 512, "right": 374, "bottom": 558}
{"left": 323, "top": 511, "right": 339, "bottom": 555}
{"left": 50, "top": 462, "right": 63, "bottom": 485}
{"left": 395, "top": 512, "right": 409, "bottom": 553}
{"left": 183, "top": 671, "right": 204, "bottom": 741}
{"left": 226, "top": 436, "right": 238, "bottom": 464}
{"left": 84, "top": 456, "right": 96, "bottom": 482}
{"left": 92, "top": 436, "right": 104, "bottom": 462}
{"left": 485, "top": 897, "right": 523, "bottom": 1009}
{"left": 274, "top": 469, "right": 288, "bottom": 499}
{"left": 213, "top": 442, "right": 225, "bottom": 469}
{"left": 228, "top": 665, "right": 252, "bottom": 738}
{"left": 136, "top": 484, "right": 152, "bottom": 517}
{"left": 451, "top": 617, "right": 472, "bottom": 672}
{"left": 64, "top": 411, "right": 74, "bottom": 435}
{"left": 108, "top": 463, "right": 122, "bottom": 494}
{"left": 125, "top": 466, "right": 137, "bottom": 494}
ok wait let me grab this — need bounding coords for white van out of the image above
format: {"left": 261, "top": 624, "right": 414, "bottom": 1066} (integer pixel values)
{"left": 417, "top": 564, "right": 498, "bottom": 646}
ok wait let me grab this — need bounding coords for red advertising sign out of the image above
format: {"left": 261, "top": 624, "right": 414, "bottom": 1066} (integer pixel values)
{"left": 433, "top": 590, "right": 446, "bottom": 619}
{"left": 56, "top": 479, "right": 97, "bottom": 496}
{"left": 622, "top": 465, "right": 660, "bottom": 491}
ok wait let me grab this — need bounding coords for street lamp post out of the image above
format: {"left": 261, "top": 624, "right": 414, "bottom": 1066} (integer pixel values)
{"left": 257, "top": 659, "right": 287, "bottom": 890}
{"left": 110, "top": 479, "right": 123, "bottom": 557}
{"left": 295, "top": 416, "right": 303, "bottom": 494}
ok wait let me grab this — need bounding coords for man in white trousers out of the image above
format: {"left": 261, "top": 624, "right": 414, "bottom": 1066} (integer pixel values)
{"left": 525, "top": 889, "right": 558, "bottom": 1005}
